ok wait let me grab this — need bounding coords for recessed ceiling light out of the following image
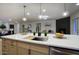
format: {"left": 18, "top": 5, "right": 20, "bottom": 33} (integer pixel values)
{"left": 42, "top": 9, "right": 46, "bottom": 12}
{"left": 76, "top": 3, "right": 79, "bottom": 6}
{"left": 63, "top": 12, "right": 68, "bottom": 16}
{"left": 26, "top": 12, "right": 30, "bottom": 15}
{"left": 22, "top": 17, "right": 27, "bottom": 21}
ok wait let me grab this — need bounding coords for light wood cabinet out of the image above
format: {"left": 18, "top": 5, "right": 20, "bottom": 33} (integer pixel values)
{"left": 17, "top": 41, "right": 30, "bottom": 55}
{"left": 30, "top": 50, "right": 48, "bottom": 55}
{"left": 2, "top": 39, "right": 49, "bottom": 55}
{"left": 30, "top": 44, "right": 49, "bottom": 55}
{"left": 16, "top": 41, "right": 49, "bottom": 55}
{"left": 8, "top": 46, "right": 17, "bottom": 55}
{"left": 8, "top": 40, "right": 17, "bottom": 55}
{"left": 2, "top": 39, "right": 17, "bottom": 55}
{"left": 17, "top": 47, "right": 29, "bottom": 55}
{"left": 2, "top": 39, "right": 10, "bottom": 55}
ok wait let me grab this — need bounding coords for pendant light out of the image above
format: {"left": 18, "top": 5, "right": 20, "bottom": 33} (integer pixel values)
{"left": 62, "top": 3, "right": 69, "bottom": 16}
{"left": 22, "top": 5, "right": 27, "bottom": 21}
{"left": 42, "top": 9, "right": 46, "bottom": 13}
{"left": 38, "top": 3, "right": 42, "bottom": 19}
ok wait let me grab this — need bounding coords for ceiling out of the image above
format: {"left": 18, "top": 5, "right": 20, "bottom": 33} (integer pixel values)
{"left": 0, "top": 3, "right": 79, "bottom": 22}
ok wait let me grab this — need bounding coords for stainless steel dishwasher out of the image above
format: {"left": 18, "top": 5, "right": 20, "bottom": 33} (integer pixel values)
{"left": 49, "top": 46, "right": 79, "bottom": 55}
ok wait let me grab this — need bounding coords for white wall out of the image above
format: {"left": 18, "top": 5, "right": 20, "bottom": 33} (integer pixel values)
{"left": 0, "top": 21, "right": 20, "bottom": 34}
{"left": 20, "top": 19, "right": 56, "bottom": 33}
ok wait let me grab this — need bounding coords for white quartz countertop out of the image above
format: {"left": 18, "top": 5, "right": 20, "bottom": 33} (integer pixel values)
{"left": 1, "top": 33, "right": 79, "bottom": 50}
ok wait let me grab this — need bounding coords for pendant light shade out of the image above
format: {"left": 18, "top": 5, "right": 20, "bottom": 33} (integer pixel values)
{"left": 38, "top": 15, "right": 42, "bottom": 19}
{"left": 63, "top": 11, "right": 68, "bottom": 16}
{"left": 26, "top": 12, "right": 30, "bottom": 15}
{"left": 42, "top": 9, "right": 46, "bottom": 12}
{"left": 22, "top": 5, "right": 27, "bottom": 21}
{"left": 22, "top": 17, "right": 27, "bottom": 21}
{"left": 62, "top": 3, "right": 69, "bottom": 16}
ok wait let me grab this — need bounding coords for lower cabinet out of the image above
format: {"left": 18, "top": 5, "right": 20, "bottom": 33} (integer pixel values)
{"left": 16, "top": 41, "right": 49, "bottom": 55}
{"left": 2, "top": 39, "right": 49, "bottom": 55}
{"left": 17, "top": 41, "right": 30, "bottom": 55}
{"left": 2, "top": 39, "right": 79, "bottom": 55}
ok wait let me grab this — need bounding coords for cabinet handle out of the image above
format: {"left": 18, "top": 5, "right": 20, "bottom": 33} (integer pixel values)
{"left": 51, "top": 48, "right": 62, "bottom": 53}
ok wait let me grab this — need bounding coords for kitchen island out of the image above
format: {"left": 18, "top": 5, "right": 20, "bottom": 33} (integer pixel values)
{"left": 1, "top": 33, "right": 79, "bottom": 55}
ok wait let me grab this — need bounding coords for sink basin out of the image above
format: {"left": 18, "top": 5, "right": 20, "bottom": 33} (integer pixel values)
{"left": 32, "top": 37, "right": 48, "bottom": 41}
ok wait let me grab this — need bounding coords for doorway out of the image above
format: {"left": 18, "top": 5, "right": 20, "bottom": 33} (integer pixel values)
{"left": 9, "top": 24, "right": 14, "bottom": 34}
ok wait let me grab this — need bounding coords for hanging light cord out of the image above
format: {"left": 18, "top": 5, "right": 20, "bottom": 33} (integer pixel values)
{"left": 24, "top": 5, "right": 26, "bottom": 17}
{"left": 64, "top": 3, "right": 66, "bottom": 12}
{"left": 40, "top": 3, "right": 42, "bottom": 15}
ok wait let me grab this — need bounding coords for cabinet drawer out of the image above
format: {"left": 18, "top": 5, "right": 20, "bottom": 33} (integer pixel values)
{"left": 2, "top": 39, "right": 16, "bottom": 46}
{"left": 2, "top": 39, "right": 10, "bottom": 44}
{"left": 30, "top": 50, "right": 48, "bottom": 55}
{"left": 30, "top": 44, "right": 49, "bottom": 54}
{"left": 17, "top": 41, "right": 30, "bottom": 49}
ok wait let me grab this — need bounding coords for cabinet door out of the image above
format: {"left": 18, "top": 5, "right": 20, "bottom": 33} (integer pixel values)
{"left": 17, "top": 41, "right": 30, "bottom": 55}
{"left": 17, "top": 47, "right": 29, "bottom": 55}
{"left": 2, "top": 39, "right": 17, "bottom": 55}
{"left": 30, "top": 44, "right": 49, "bottom": 55}
{"left": 8, "top": 40, "right": 17, "bottom": 55}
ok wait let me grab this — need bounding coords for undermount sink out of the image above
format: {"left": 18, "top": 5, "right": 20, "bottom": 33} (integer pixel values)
{"left": 32, "top": 37, "right": 48, "bottom": 41}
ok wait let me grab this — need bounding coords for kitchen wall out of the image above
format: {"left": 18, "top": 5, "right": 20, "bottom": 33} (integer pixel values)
{"left": 70, "top": 11, "right": 79, "bottom": 35}
{"left": 20, "top": 19, "right": 56, "bottom": 33}
{"left": 0, "top": 21, "right": 20, "bottom": 34}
